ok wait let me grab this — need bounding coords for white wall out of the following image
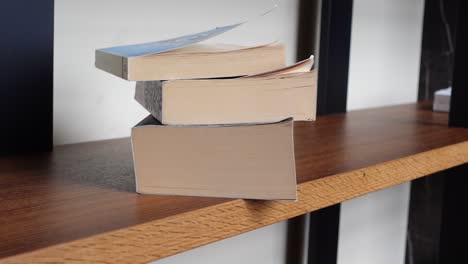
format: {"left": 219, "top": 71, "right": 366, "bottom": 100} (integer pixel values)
{"left": 54, "top": 0, "right": 298, "bottom": 145}
{"left": 155, "top": 221, "right": 288, "bottom": 264}
{"left": 338, "top": 184, "right": 411, "bottom": 264}
{"left": 347, "top": 0, "right": 424, "bottom": 110}
{"left": 338, "top": 1, "right": 424, "bottom": 264}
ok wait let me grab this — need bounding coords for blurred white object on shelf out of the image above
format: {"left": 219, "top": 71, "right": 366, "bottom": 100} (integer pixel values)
{"left": 433, "top": 87, "right": 451, "bottom": 112}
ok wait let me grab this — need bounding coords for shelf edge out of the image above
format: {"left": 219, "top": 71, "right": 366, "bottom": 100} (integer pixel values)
{"left": 1, "top": 141, "right": 467, "bottom": 264}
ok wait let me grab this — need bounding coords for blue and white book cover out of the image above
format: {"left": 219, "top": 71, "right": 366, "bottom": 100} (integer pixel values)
{"left": 96, "top": 5, "right": 278, "bottom": 58}
{"left": 98, "top": 23, "right": 243, "bottom": 58}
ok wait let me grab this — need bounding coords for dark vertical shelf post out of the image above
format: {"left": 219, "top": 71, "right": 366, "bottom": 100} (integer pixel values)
{"left": 308, "top": 1, "right": 353, "bottom": 263}
{"left": 309, "top": 1, "right": 353, "bottom": 263}
{"left": 449, "top": 0, "right": 468, "bottom": 128}
{"left": 406, "top": 171, "right": 446, "bottom": 263}
{"left": 438, "top": 164, "right": 468, "bottom": 262}
{"left": 286, "top": 215, "right": 309, "bottom": 264}
{"left": 289, "top": 0, "right": 353, "bottom": 263}
{"left": 316, "top": 0, "right": 353, "bottom": 115}
{"left": 439, "top": 1, "right": 468, "bottom": 263}
{"left": 407, "top": 1, "right": 467, "bottom": 263}
{"left": 307, "top": 205, "right": 341, "bottom": 264}
{"left": 0, "top": 0, "right": 54, "bottom": 155}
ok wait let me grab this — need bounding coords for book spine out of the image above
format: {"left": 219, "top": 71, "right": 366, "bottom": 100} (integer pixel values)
{"left": 95, "top": 50, "right": 127, "bottom": 80}
{"left": 135, "top": 81, "right": 163, "bottom": 121}
{"left": 122, "top": 57, "right": 128, "bottom": 79}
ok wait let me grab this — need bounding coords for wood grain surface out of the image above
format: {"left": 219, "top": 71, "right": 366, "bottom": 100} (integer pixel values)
{"left": 1, "top": 103, "right": 467, "bottom": 263}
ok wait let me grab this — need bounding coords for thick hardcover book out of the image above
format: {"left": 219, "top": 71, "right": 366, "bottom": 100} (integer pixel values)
{"left": 135, "top": 57, "right": 316, "bottom": 125}
{"left": 131, "top": 116, "right": 297, "bottom": 200}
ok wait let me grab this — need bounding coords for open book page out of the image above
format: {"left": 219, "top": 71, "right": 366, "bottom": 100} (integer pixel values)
{"left": 243, "top": 55, "right": 314, "bottom": 78}
{"left": 98, "top": 23, "right": 243, "bottom": 58}
{"left": 96, "top": 5, "right": 279, "bottom": 58}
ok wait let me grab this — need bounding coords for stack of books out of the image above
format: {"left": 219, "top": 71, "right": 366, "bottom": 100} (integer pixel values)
{"left": 96, "top": 24, "right": 317, "bottom": 200}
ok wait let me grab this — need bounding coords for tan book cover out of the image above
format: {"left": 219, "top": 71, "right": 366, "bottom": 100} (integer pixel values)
{"left": 95, "top": 22, "right": 286, "bottom": 80}
{"left": 131, "top": 116, "right": 297, "bottom": 200}
{"left": 96, "top": 43, "right": 286, "bottom": 81}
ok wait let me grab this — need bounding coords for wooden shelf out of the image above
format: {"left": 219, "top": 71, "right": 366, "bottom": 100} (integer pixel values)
{"left": 1, "top": 103, "right": 467, "bottom": 263}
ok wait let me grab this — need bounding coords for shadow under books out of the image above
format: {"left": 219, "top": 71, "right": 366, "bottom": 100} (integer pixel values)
{"left": 49, "top": 138, "right": 136, "bottom": 193}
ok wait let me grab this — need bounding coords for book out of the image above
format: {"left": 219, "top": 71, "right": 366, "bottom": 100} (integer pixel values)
{"left": 131, "top": 116, "right": 296, "bottom": 200}
{"left": 134, "top": 57, "right": 316, "bottom": 125}
{"left": 433, "top": 87, "right": 451, "bottom": 112}
{"left": 95, "top": 22, "right": 286, "bottom": 80}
